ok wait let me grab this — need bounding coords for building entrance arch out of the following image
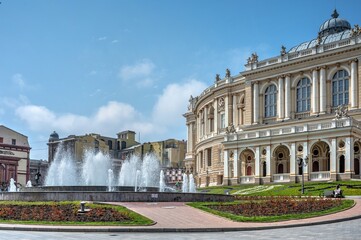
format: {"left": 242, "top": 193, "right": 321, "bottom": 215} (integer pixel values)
{"left": 310, "top": 141, "right": 330, "bottom": 172}
{"left": 272, "top": 145, "right": 290, "bottom": 174}
{"left": 241, "top": 149, "right": 255, "bottom": 176}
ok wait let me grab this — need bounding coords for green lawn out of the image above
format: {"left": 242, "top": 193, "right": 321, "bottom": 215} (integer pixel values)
{"left": 200, "top": 180, "right": 361, "bottom": 196}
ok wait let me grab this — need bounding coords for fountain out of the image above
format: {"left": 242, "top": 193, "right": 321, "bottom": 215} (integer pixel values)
{"left": 107, "top": 169, "right": 114, "bottom": 192}
{"left": 182, "top": 173, "right": 189, "bottom": 193}
{"left": 9, "top": 178, "right": 17, "bottom": 192}
{"left": 26, "top": 180, "right": 32, "bottom": 188}
{"left": 159, "top": 170, "right": 165, "bottom": 192}
{"left": 1, "top": 142, "right": 233, "bottom": 203}
{"left": 189, "top": 174, "right": 196, "bottom": 193}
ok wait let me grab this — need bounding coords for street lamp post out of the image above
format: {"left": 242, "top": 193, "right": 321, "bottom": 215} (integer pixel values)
{"left": 297, "top": 156, "right": 308, "bottom": 194}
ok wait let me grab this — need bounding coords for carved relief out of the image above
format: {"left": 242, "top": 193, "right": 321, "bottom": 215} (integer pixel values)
{"left": 218, "top": 97, "right": 225, "bottom": 111}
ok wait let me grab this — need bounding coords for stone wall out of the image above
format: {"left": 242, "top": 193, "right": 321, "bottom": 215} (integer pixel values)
{"left": 0, "top": 192, "right": 233, "bottom": 202}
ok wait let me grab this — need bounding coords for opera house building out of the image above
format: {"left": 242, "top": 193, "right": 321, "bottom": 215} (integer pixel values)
{"left": 184, "top": 10, "right": 361, "bottom": 187}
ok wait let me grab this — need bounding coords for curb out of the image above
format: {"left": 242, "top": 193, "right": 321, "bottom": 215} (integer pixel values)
{"left": 0, "top": 211, "right": 360, "bottom": 233}
{"left": 1, "top": 198, "right": 360, "bottom": 233}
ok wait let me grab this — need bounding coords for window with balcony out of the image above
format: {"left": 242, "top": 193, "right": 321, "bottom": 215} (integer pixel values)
{"left": 207, "top": 148, "right": 212, "bottom": 167}
{"left": 332, "top": 70, "right": 349, "bottom": 107}
{"left": 220, "top": 113, "right": 225, "bottom": 129}
{"left": 296, "top": 77, "right": 311, "bottom": 112}
{"left": 264, "top": 84, "right": 277, "bottom": 118}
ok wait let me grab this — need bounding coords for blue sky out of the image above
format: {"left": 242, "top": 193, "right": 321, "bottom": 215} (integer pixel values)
{"left": 0, "top": 0, "right": 360, "bottom": 160}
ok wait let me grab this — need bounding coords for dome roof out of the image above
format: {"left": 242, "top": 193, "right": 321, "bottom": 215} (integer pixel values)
{"left": 49, "top": 131, "right": 59, "bottom": 142}
{"left": 289, "top": 10, "right": 352, "bottom": 53}
{"left": 319, "top": 9, "right": 351, "bottom": 37}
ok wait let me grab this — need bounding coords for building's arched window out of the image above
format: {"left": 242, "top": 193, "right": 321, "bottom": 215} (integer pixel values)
{"left": 332, "top": 70, "right": 349, "bottom": 107}
{"left": 264, "top": 84, "right": 277, "bottom": 118}
{"left": 296, "top": 77, "right": 311, "bottom": 112}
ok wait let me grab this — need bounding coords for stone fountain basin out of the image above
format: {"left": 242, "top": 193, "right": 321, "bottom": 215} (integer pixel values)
{"left": 20, "top": 186, "right": 160, "bottom": 192}
{"left": 0, "top": 190, "right": 233, "bottom": 202}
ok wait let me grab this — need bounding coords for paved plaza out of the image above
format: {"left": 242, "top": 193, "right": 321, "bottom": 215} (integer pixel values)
{"left": 0, "top": 198, "right": 360, "bottom": 234}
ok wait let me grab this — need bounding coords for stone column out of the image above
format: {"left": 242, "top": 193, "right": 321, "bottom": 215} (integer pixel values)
{"left": 223, "top": 150, "right": 229, "bottom": 185}
{"left": 290, "top": 143, "right": 296, "bottom": 182}
{"left": 285, "top": 74, "right": 291, "bottom": 119}
{"left": 233, "top": 95, "right": 238, "bottom": 126}
{"left": 312, "top": 69, "right": 319, "bottom": 114}
{"left": 351, "top": 60, "right": 358, "bottom": 109}
{"left": 330, "top": 138, "right": 337, "bottom": 180}
{"left": 253, "top": 82, "right": 259, "bottom": 124}
{"left": 225, "top": 96, "right": 229, "bottom": 126}
{"left": 255, "top": 147, "right": 260, "bottom": 183}
{"left": 214, "top": 101, "right": 218, "bottom": 134}
{"left": 186, "top": 124, "right": 191, "bottom": 152}
{"left": 320, "top": 66, "right": 327, "bottom": 114}
{"left": 278, "top": 76, "right": 284, "bottom": 120}
{"left": 345, "top": 137, "right": 353, "bottom": 179}
{"left": 196, "top": 114, "right": 200, "bottom": 141}
{"left": 204, "top": 106, "right": 208, "bottom": 135}
{"left": 232, "top": 149, "right": 239, "bottom": 185}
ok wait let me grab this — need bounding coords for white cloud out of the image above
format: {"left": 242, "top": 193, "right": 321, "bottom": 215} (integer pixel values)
{"left": 12, "top": 73, "right": 26, "bottom": 89}
{"left": 98, "top": 36, "right": 107, "bottom": 41}
{"left": 119, "top": 59, "right": 155, "bottom": 81}
{"left": 112, "top": 40, "right": 119, "bottom": 44}
{"left": 152, "top": 79, "right": 207, "bottom": 129}
{"left": 14, "top": 101, "right": 156, "bottom": 139}
{"left": 14, "top": 78, "right": 207, "bottom": 156}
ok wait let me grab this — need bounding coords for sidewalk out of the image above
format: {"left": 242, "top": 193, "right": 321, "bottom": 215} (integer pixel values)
{"left": 0, "top": 198, "right": 360, "bottom": 232}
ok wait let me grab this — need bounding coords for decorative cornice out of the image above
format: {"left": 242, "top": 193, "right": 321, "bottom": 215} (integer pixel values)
{"left": 241, "top": 46, "right": 361, "bottom": 78}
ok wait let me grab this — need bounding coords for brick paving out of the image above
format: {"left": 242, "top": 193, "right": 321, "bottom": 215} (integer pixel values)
{"left": 117, "top": 198, "right": 361, "bottom": 230}
{"left": 0, "top": 198, "right": 360, "bottom": 232}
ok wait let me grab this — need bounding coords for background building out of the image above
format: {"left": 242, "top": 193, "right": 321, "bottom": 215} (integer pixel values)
{"left": 47, "top": 130, "right": 140, "bottom": 171}
{"left": 131, "top": 139, "right": 186, "bottom": 168}
{"left": 29, "top": 159, "right": 48, "bottom": 186}
{"left": 184, "top": 10, "right": 361, "bottom": 187}
{"left": 0, "top": 125, "right": 31, "bottom": 188}
{"left": 47, "top": 131, "right": 186, "bottom": 176}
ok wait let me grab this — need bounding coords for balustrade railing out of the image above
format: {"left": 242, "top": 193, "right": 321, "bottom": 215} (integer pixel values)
{"left": 240, "top": 176, "right": 255, "bottom": 184}
{"left": 272, "top": 174, "right": 290, "bottom": 182}
{"left": 310, "top": 171, "right": 331, "bottom": 181}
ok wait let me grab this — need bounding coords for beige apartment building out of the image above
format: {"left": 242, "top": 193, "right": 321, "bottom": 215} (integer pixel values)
{"left": 47, "top": 130, "right": 186, "bottom": 171}
{"left": 184, "top": 10, "right": 361, "bottom": 187}
{"left": 0, "top": 125, "right": 30, "bottom": 188}
{"left": 133, "top": 139, "right": 187, "bottom": 168}
{"left": 47, "top": 130, "right": 140, "bottom": 170}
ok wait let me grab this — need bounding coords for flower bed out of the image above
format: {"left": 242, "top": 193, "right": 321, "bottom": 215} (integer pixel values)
{"left": 208, "top": 196, "right": 342, "bottom": 217}
{"left": 0, "top": 203, "right": 131, "bottom": 222}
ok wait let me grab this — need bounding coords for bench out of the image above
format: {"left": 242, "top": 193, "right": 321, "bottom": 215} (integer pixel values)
{"left": 321, "top": 190, "right": 343, "bottom": 198}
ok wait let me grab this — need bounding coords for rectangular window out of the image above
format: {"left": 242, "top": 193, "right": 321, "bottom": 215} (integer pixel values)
{"left": 12, "top": 139, "right": 16, "bottom": 145}
{"left": 0, "top": 137, "right": 3, "bottom": 143}
{"left": 220, "top": 113, "right": 225, "bottom": 128}
{"left": 207, "top": 148, "right": 212, "bottom": 167}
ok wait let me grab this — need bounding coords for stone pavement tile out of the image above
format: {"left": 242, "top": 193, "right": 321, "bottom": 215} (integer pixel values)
{"left": 116, "top": 198, "right": 361, "bottom": 229}
{"left": 0, "top": 198, "right": 360, "bottom": 232}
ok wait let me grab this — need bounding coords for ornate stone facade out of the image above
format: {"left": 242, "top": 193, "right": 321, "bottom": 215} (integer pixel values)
{"left": 184, "top": 10, "right": 361, "bottom": 187}
{"left": 0, "top": 125, "right": 30, "bottom": 188}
